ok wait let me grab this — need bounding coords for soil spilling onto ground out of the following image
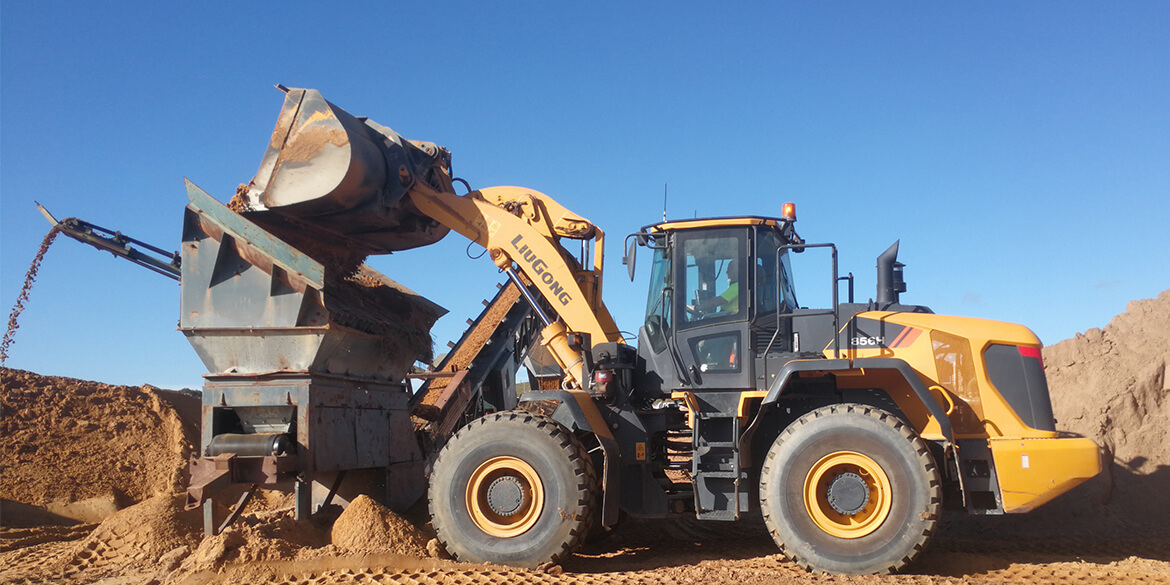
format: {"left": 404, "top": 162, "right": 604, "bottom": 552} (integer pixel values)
{"left": 1, "top": 291, "right": 1168, "bottom": 585}
{"left": 0, "top": 228, "right": 59, "bottom": 365}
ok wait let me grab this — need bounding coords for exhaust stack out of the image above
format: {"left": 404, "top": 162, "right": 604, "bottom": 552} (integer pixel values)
{"left": 876, "top": 240, "right": 906, "bottom": 305}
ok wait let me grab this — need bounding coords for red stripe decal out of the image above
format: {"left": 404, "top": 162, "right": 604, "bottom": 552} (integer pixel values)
{"left": 890, "top": 327, "right": 921, "bottom": 348}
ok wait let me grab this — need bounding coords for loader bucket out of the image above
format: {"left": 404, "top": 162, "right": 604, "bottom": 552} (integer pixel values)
{"left": 240, "top": 86, "right": 450, "bottom": 253}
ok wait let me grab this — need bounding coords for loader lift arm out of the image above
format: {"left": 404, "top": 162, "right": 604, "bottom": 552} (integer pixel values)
{"left": 406, "top": 180, "right": 624, "bottom": 388}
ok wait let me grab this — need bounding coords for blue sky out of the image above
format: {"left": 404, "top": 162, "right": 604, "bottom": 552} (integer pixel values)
{"left": 2, "top": 2, "right": 1167, "bottom": 389}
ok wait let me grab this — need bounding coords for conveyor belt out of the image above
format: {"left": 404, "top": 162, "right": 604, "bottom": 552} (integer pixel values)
{"left": 412, "top": 280, "right": 536, "bottom": 437}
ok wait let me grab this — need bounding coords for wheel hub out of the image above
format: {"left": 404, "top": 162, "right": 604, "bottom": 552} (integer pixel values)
{"left": 826, "top": 471, "right": 870, "bottom": 515}
{"left": 486, "top": 475, "right": 526, "bottom": 516}
{"left": 803, "top": 450, "right": 893, "bottom": 539}
{"left": 465, "top": 455, "right": 545, "bottom": 538}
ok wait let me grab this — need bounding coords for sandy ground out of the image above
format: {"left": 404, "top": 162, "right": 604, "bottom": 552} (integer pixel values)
{"left": 2, "top": 290, "right": 1168, "bottom": 584}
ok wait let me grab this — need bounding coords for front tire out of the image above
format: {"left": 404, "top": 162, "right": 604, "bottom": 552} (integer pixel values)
{"left": 759, "top": 403, "right": 940, "bottom": 574}
{"left": 429, "top": 411, "right": 597, "bottom": 568}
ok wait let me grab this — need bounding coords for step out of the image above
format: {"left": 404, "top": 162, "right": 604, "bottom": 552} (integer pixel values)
{"left": 695, "top": 509, "right": 738, "bottom": 521}
{"left": 697, "top": 471, "right": 740, "bottom": 480}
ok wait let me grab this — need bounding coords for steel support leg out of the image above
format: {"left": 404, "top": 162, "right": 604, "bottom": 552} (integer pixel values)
{"left": 321, "top": 471, "right": 346, "bottom": 510}
{"left": 294, "top": 478, "right": 312, "bottom": 521}
{"left": 202, "top": 498, "right": 216, "bottom": 537}
{"left": 217, "top": 485, "right": 256, "bottom": 534}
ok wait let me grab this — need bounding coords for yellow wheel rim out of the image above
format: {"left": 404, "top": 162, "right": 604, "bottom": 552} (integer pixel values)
{"left": 804, "top": 451, "right": 892, "bottom": 539}
{"left": 465, "top": 456, "right": 544, "bottom": 538}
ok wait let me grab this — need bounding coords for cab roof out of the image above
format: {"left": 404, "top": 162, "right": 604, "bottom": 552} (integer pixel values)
{"left": 645, "top": 215, "right": 789, "bottom": 234}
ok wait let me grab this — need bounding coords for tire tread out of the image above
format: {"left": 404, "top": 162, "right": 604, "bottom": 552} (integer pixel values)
{"left": 428, "top": 411, "right": 598, "bottom": 567}
{"left": 758, "top": 403, "right": 941, "bottom": 575}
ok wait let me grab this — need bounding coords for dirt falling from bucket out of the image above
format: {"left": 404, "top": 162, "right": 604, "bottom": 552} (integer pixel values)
{"left": 0, "top": 227, "right": 60, "bottom": 364}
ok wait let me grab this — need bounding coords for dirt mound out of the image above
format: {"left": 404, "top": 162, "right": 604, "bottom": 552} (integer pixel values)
{"left": 1044, "top": 289, "right": 1170, "bottom": 471}
{"left": 0, "top": 494, "right": 201, "bottom": 584}
{"left": 0, "top": 368, "right": 199, "bottom": 517}
{"left": 1042, "top": 289, "right": 1170, "bottom": 526}
{"left": 174, "top": 512, "right": 334, "bottom": 578}
{"left": 331, "top": 495, "right": 430, "bottom": 558}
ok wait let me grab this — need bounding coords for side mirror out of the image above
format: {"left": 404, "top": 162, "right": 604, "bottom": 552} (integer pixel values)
{"left": 623, "top": 236, "right": 638, "bottom": 281}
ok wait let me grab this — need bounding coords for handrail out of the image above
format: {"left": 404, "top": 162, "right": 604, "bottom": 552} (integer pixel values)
{"left": 778, "top": 242, "right": 839, "bottom": 358}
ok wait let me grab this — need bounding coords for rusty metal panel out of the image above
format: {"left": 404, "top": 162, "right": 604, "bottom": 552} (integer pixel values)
{"left": 387, "top": 409, "right": 421, "bottom": 464}
{"left": 355, "top": 408, "right": 391, "bottom": 468}
{"left": 184, "top": 328, "right": 327, "bottom": 375}
{"left": 194, "top": 372, "right": 425, "bottom": 516}
{"left": 178, "top": 187, "right": 444, "bottom": 380}
{"left": 185, "top": 180, "right": 324, "bottom": 288}
{"left": 246, "top": 87, "right": 386, "bottom": 211}
{"left": 313, "top": 406, "right": 358, "bottom": 472}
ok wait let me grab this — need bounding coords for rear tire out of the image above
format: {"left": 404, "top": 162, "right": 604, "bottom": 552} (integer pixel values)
{"left": 428, "top": 411, "right": 597, "bottom": 568}
{"left": 759, "top": 403, "right": 940, "bottom": 574}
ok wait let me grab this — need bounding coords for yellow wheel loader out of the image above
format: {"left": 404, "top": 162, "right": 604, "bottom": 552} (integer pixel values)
{"left": 244, "top": 88, "right": 1100, "bottom": 575}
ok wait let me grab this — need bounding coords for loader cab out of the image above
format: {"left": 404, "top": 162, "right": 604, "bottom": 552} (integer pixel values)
{"left": 632, "top": 216, "right": 800, "bottom": 394}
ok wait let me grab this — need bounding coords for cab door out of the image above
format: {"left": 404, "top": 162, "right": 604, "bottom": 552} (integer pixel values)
{"left": 672, "top": 227, "right": 752, "bottom": 389}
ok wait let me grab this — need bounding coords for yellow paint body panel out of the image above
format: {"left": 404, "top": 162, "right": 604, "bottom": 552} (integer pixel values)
{"left": 833, "top": 311, "right": 1057, "bottom": 440}
{"left": 990, "top": 437, "right": 1102, "bottom": 513}
{"left": 671, "top": 391, "right": 699, "bottom": 428}
{"left": 409, "top": 182, "right": 623, "bottom": 389}
{"left": 827, "top": 311, "right": 1102, "bottom": 514}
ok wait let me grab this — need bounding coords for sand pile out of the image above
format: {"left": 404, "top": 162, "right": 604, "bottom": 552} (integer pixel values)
{"left": 0, "top": 368, "right": 199, "bottom": 520}
{"left": 331, "top": 495, "right": 430, "bottom": 558}
{"left": 1040, "top": 289, "right": 1170, "bottom": 527}
{"left": 1, "top": 494, "right": 201, "bottom": 584}
{"left": 171, "top": 512, "right": 334, "bottom": 578}
{"left": 1044, "top": 289, "right": 1170, "bottom": 472}
{"left": 160, "top": 497, "right": 440, "bottom": 583}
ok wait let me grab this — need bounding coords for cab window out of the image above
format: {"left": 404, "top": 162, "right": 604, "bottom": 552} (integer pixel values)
{"left": 677, "top": 229, "right": 745, "bottom": 328}
{"left": 643, "top": 246, "right": 672, "bottom": 353}
{"left": 756, "top": 227, "right": 797, "bottom": 313}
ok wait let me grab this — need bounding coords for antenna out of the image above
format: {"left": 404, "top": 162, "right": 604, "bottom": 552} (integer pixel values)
{"left": 663, "top": 183, "right": 668, "bottom": 222}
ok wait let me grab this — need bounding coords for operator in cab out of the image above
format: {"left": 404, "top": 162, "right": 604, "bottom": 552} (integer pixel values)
{"left": 688, "top": 259, "right": 739, "bottom": 316}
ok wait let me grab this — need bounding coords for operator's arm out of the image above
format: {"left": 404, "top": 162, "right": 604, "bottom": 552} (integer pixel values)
{"left": 689, "top": 282, "right": 739, "bottom": 315}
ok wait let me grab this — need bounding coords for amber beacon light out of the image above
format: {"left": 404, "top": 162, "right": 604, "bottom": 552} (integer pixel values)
{"left": 782, "top": 202, "right": 796, "bottom": 220}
